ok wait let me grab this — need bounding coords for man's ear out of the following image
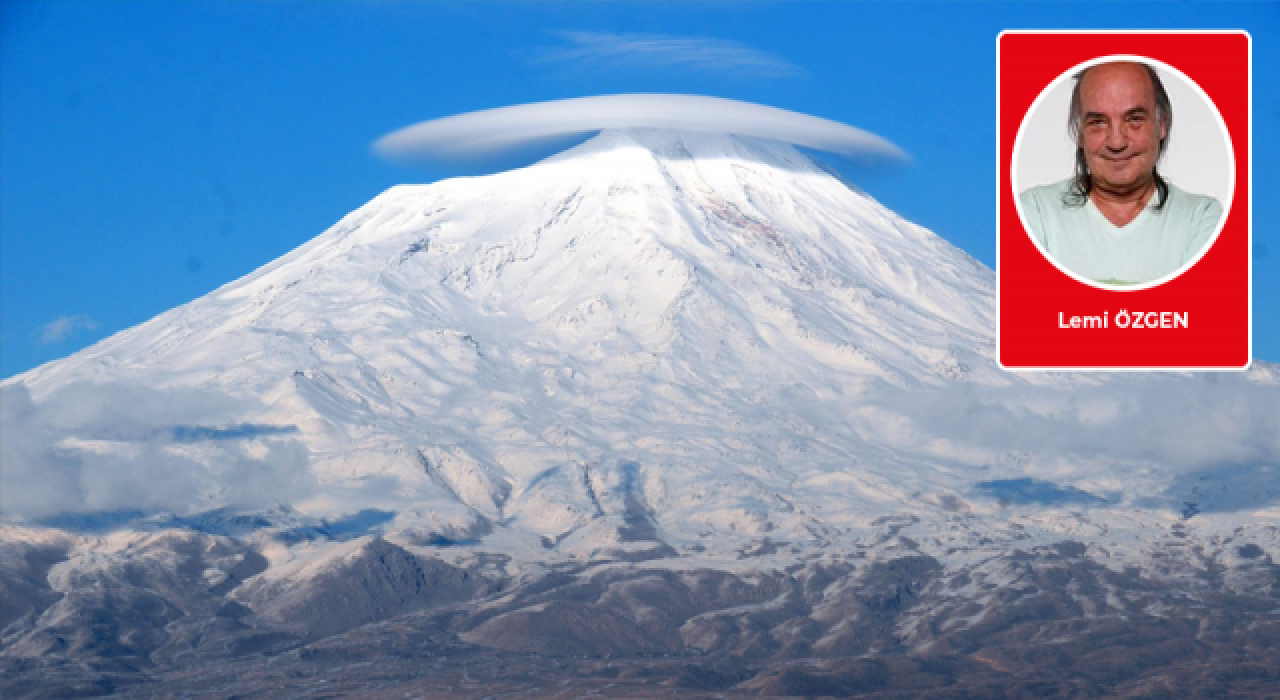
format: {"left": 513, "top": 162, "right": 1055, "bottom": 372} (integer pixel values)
{"left": 1158, "top": 116, "right": 1169, "bottom": 143}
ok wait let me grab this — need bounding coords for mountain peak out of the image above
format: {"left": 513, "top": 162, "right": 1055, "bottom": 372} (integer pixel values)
{"left": 542, "top": 128, "right": 826, "bottom": 172}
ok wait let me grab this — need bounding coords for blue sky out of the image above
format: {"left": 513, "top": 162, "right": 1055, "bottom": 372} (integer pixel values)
{"left": 2, "top": 1, "right": 1276, "bottom": 378}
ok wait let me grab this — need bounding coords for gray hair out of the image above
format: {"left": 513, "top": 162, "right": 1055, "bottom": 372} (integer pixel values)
{"left": 1064, "top": 62, "right": 1172, "bottom": 209}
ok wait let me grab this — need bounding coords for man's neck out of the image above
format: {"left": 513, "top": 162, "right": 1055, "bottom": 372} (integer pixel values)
{"left": 1090, "top": 177, "right": 1157, "bottom": 227}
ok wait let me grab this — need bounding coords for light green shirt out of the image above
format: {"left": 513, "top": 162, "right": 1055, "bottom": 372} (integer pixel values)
{"left": 1019, "top": 179, "right": 1222, "bottom": 285}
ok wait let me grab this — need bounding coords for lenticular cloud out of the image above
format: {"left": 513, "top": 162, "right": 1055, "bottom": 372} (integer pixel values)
{"left": 374, "top": 94, "right": 907, "bottom": 166}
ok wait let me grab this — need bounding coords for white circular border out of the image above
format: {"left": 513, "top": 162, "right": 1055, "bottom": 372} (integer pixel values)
{"left": 1011, "top": 54, "right": 1236, "bottom": 292}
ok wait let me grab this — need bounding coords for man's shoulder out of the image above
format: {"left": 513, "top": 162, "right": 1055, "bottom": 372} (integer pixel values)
{"left": 1017, "top": 180, "right": 1076, "bottom": 246}
{"left": 1163, "top": 181, "right": 1223, "bottom": 219}
{"left": 1019, "top": 179, "right": 1073, "bottom": 207}
{"left": 1021, "top": 179, "right": 1073, "bottom": 196}
{"left": 1165, "top": 181, "right": 1220, "bottom": 205}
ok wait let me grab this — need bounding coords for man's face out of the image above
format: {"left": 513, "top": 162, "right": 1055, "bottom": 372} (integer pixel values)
{"left": 1077, "top": 62, "right": 1167, "bottom": 196}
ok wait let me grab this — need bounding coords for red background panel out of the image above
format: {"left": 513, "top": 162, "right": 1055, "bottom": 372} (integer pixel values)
{"left": 997, "top": 32, "right": 1250, "bottom": 369}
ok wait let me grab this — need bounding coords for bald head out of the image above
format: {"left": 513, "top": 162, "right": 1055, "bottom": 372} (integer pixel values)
{"left": 1080, "top": 62, "right": 1156, "bottom": 97}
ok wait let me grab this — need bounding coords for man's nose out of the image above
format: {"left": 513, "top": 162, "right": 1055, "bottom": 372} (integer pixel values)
{"left": 1105, "top": 123, "right": 1128, "bottom": 151}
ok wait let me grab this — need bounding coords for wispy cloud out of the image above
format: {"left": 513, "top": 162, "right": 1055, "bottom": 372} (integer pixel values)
{"left": 0, "top": 382, "right": 314, "bottom": 518}
{"left": 39, "top": 314, "right": 98, "bottom": 345}
{"left": 535, "top": 30, "right": 802, "bottom": 78}
{"left": 865, "top": 372, "right": 1280, "bottom": 512}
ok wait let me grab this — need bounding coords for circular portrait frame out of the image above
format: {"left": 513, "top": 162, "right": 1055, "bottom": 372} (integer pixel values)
{"left": 1011, "top": 54, "right": 1235, "bottom": 292}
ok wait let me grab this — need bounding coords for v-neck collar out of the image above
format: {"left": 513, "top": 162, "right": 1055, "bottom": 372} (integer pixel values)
{"left": 1086, "top": 190, "right": 1157, "bottom": 237}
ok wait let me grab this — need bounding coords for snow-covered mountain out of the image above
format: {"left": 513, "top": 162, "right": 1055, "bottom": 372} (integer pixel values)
{"left": 8, "top": 129, "right": 1012, "bottom": 535}
{"left": 3, "top": 129, "right": 1278, "bottom": 697}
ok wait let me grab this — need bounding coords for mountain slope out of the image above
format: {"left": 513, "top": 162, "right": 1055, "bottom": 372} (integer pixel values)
{"left": 8, "top": 130, "right": 1014, "bottom": 542}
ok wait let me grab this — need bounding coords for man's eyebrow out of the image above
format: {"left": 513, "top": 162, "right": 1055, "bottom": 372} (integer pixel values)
{"left": 1081, "top": 107, "right": 1151, "bottom": 122}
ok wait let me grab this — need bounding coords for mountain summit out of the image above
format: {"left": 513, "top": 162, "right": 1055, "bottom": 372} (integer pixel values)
{"left": 3, "top": 128, "right": 1278, "bottom": 697}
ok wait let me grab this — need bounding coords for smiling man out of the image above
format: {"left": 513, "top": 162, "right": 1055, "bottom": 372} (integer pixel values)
{"left": 1020, "top": 60, "right": 1223, "bottom": 286}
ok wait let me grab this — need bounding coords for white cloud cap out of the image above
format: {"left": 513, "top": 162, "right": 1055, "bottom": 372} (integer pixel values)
{"left": 374, "top": 94, "right": 907, "bottom": 166}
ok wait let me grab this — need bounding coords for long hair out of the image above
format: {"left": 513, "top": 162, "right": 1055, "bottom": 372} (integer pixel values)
{"left": 1063, "top": 62, "right": 1172, "bottom": 209}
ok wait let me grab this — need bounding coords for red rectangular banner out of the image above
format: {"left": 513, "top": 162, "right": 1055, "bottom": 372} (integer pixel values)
{"left": 997, "top": 31, "right": 1250, "bottom": 370}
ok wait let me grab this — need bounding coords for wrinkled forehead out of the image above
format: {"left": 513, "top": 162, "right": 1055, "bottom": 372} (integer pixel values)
{"left": 1078, "top": 62, "right": 1157, "bottom": 112}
